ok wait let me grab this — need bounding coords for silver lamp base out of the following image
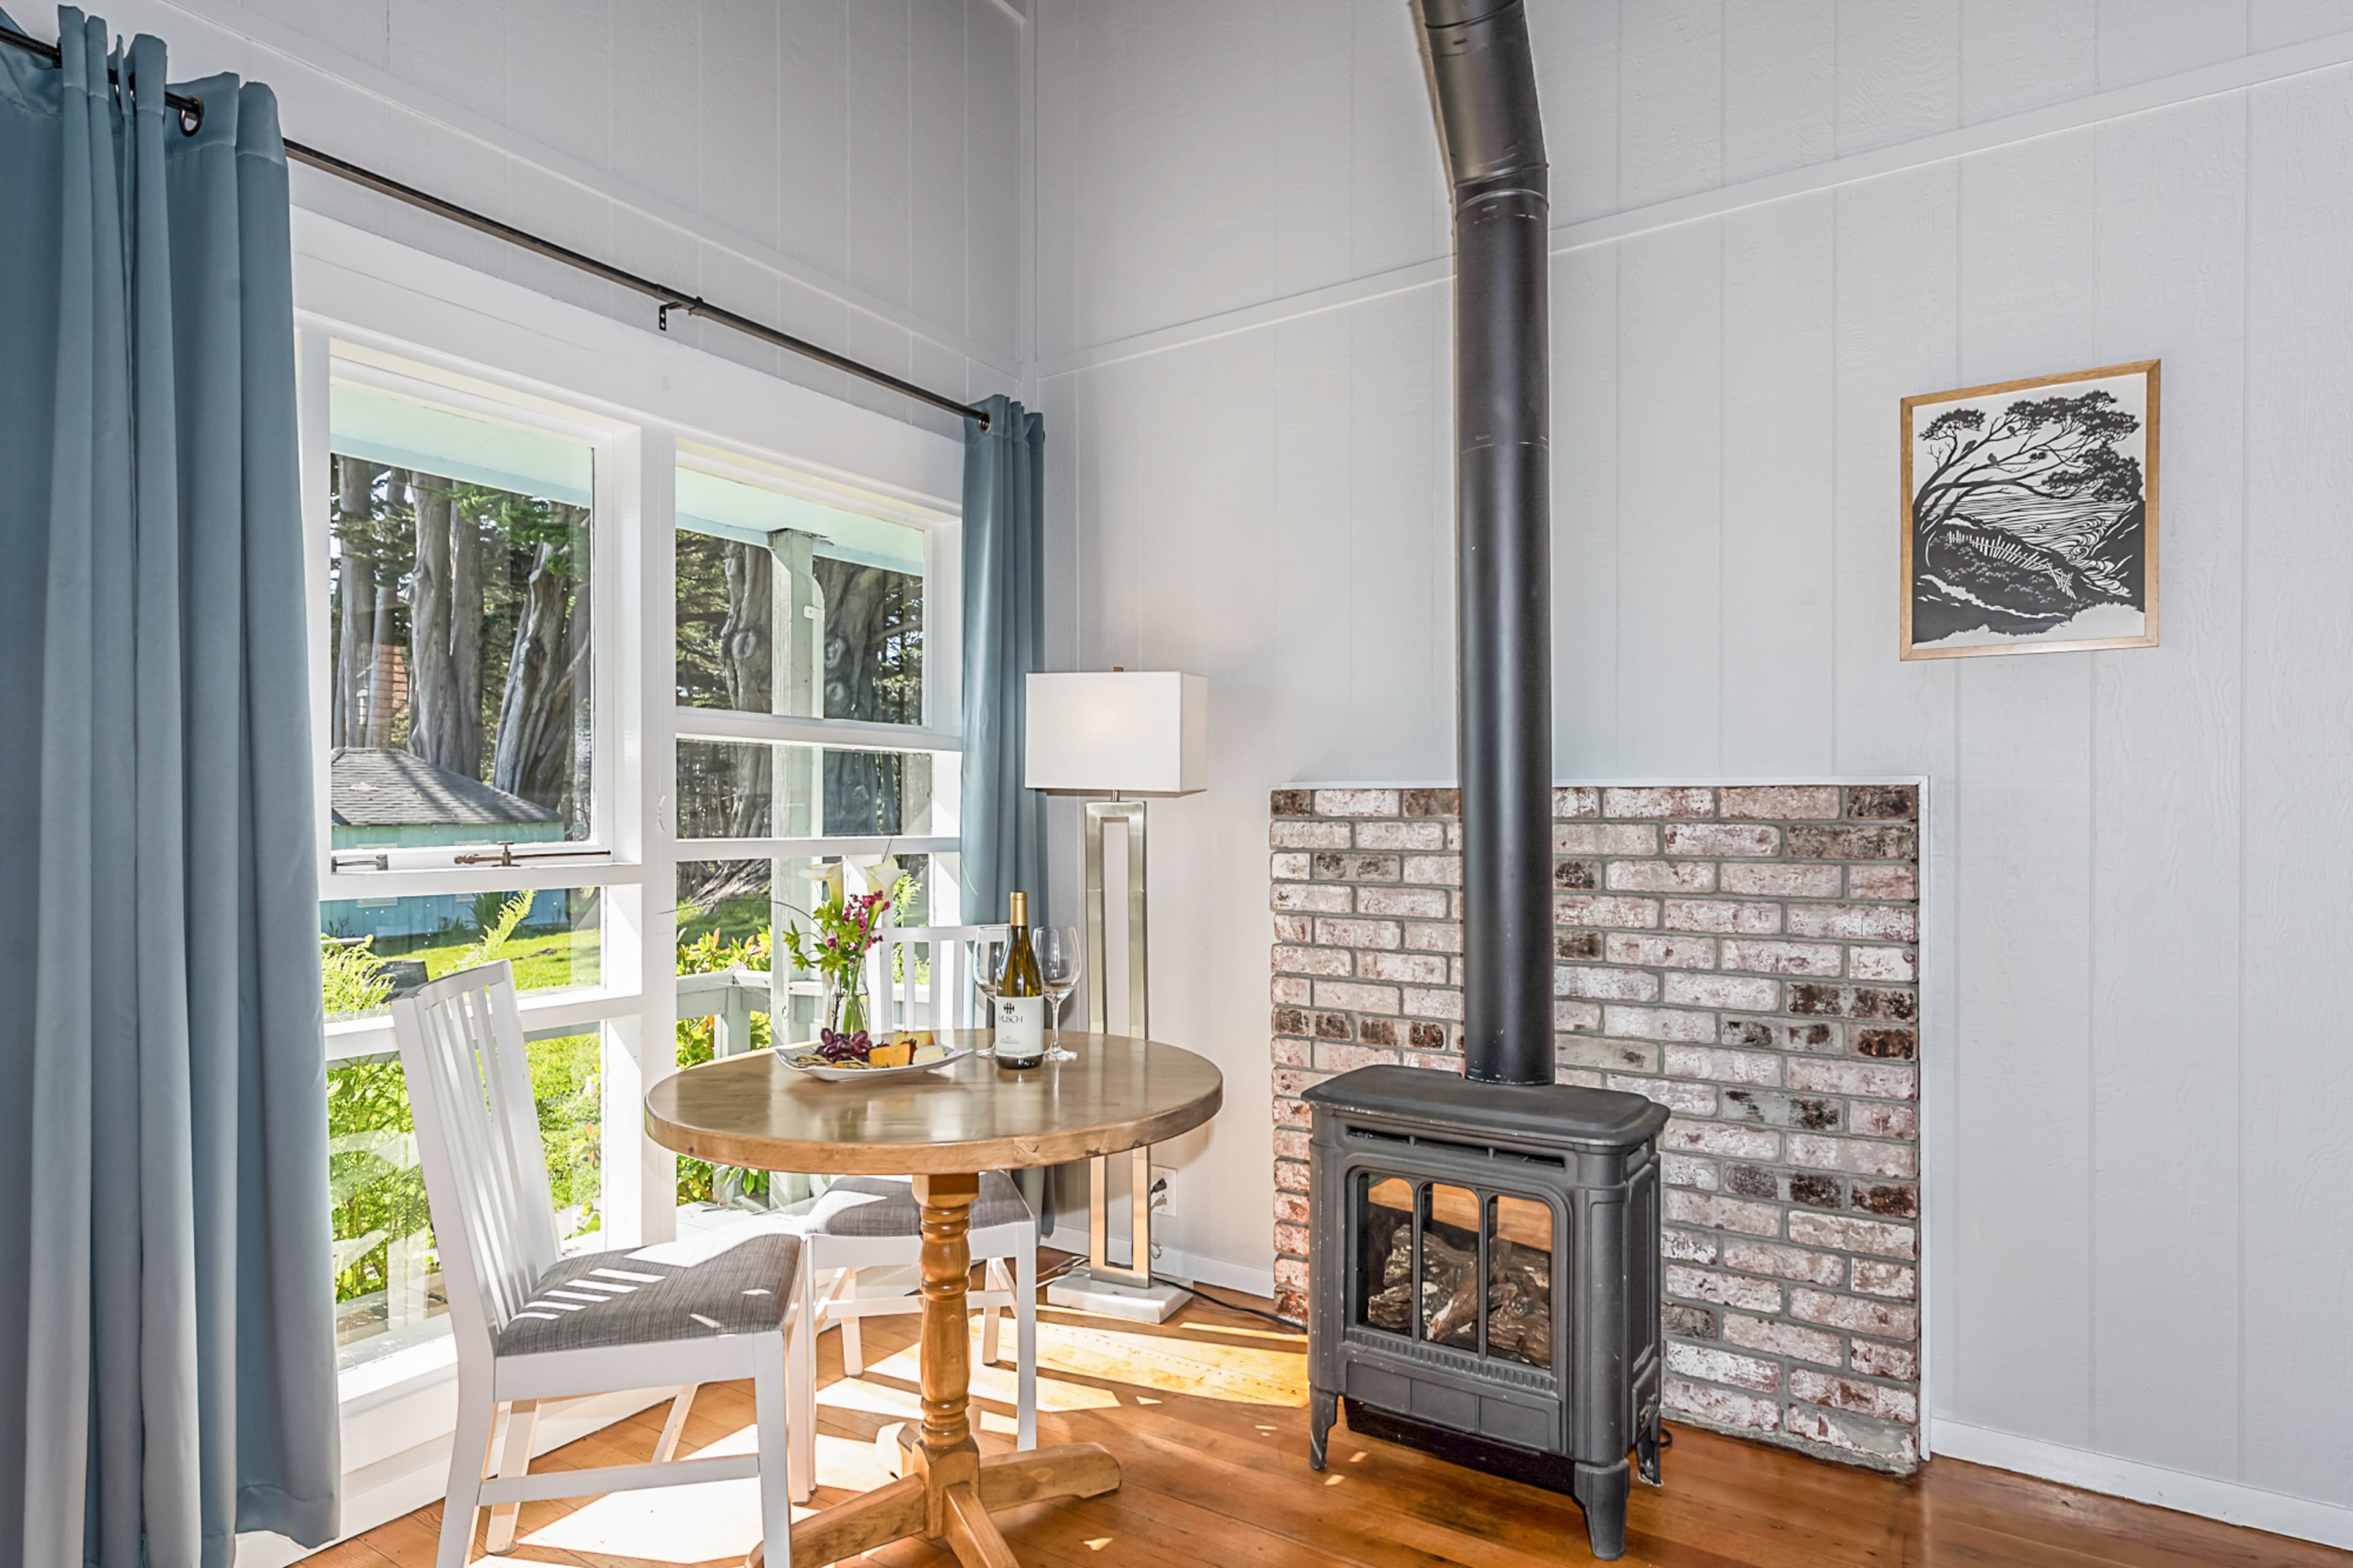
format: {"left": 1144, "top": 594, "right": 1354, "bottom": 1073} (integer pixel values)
{"left": 1046, "top": 1267, "right": 1191, "bottom": 1324}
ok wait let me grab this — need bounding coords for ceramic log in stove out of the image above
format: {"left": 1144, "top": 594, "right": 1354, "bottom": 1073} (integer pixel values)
{"left": 1300, "top": 2, "right": 1672, "bottom": 1559}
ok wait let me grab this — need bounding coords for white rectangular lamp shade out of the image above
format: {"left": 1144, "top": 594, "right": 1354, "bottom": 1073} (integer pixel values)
{"left": 1025, "top": 672, "right": 1208, "bottom": 796}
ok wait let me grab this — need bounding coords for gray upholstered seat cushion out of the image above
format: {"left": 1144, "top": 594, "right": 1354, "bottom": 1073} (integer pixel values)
{"left": 496, "top": 1230, "right": 800, "bottom": 1358}
{"left": 790, "top": 1172, "right": 1033, "bottom": 1239}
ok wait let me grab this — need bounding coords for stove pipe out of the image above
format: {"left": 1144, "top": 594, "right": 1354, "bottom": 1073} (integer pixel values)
{"left": 1415, "top": 0, "right": 1553, "bottom": 1085}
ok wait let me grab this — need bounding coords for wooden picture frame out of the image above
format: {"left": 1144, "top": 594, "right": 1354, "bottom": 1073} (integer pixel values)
{"left": 1900, "top": 360, "right": 2159, "bottom": 660}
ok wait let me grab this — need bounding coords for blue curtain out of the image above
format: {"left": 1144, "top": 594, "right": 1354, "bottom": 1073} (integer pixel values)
{"left": 0, "top": 10, "right": 339, "bottom": 1564}
{"left": 960, "top": 396, "right": 1052, "bottom": 1225}
{"left": 959, "top": 394, "right": 1048, "bottom": 926}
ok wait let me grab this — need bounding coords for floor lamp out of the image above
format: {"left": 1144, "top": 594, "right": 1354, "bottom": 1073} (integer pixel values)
{"left": 1025, "top": 670, "right": 1208, "bottom": 1322}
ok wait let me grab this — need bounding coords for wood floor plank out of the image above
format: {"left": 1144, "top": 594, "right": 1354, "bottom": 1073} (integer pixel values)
{"left": 338, "top": 1286, "right": 2349, "bottom": 1568}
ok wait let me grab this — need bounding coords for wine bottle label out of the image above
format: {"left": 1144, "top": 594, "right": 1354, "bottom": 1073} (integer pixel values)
{"left": 994, "top": 995, "right": 1045, "bottom": 1059}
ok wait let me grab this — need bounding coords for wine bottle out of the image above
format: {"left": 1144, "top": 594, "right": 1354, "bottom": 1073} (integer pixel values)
{"left": 993, "top": 891, "right": 1046, "bottom": 1069}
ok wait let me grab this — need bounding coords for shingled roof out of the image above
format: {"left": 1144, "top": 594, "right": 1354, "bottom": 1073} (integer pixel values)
{"left": 330, "top": 748, "right": 561, "bottom": 829}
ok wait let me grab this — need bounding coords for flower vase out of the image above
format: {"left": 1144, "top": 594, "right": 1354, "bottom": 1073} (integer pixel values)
{"left": 825, "top": 973, "right": 871, "bottom": 1037}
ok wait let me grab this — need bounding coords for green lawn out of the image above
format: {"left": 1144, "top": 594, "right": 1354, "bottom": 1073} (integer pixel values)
{"left": 374, "top": 922, "right": 602, "bottom": 993}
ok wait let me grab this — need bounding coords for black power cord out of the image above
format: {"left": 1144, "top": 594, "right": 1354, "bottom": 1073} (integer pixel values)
{"left": 1152, "top": 1274, "right": 1299, "bottom": 1330}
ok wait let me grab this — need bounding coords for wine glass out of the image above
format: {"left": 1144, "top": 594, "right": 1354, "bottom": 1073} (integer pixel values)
{"left": 970, "top": 935, "right": 1012, "bottom": 1028}
{"left": 1031, "top": 926, "right": 1083, "bottom": 1061}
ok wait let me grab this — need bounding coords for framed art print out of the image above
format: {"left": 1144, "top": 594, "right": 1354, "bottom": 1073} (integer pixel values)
{"left": 1900, "top": 360, "right": 2159, "bottom": 659}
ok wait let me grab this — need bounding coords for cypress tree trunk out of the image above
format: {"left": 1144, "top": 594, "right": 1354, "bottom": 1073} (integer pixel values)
{"left": 332, "top": 455, "right": 374, "bottom": 748}
{"left": 365, "top": 470, "right": 408, "bottom": 748}
{"left": 720, "top": 541, "right": 773, "bottom": 837}
{"left": 407, "top": 474, "right": 454, "bottom": 769}
{"left": 494, "top": 506, "right": 590, "bottom": 817}
{"left": 449, "top": 492, "right": 483, "bottom": 778}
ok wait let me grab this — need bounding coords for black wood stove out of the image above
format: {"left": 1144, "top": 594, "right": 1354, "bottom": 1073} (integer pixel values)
{"left": 1300, "top": 2, "right": 1672, "bottom": 1558}
{"left": 1304, "top": 1072, "right": 1669, "bottom": 1558}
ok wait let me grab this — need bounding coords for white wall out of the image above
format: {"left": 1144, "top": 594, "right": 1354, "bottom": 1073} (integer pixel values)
{"left": 105, "top": 0, "right": 1026, "bottom": 436}
{"left": 1034, "top": 0, "right": 2353, "bottom": 1542}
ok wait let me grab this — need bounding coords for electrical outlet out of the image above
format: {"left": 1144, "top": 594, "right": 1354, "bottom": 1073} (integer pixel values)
{"left": 1148, "top": 1164, "right": 1176, "bottom": 1261}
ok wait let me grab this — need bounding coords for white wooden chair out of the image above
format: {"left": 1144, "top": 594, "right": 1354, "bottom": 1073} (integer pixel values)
{"left": 393, "top": 961, "right": 811, "bottom": 1567}
{"left": 786, "top": 923, "right": 1039, "bottom": 1450}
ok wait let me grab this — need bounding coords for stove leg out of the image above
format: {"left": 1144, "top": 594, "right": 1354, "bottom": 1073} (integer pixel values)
{"left": 1307, "top": 1387, "right": 1338, "bottom": 1471}
{"left": 1636, "top": 1401, "right": 1663, "bottom": 1487}
{"left": 1572, "top": 1458, "right": 1630, "bottom": 1561}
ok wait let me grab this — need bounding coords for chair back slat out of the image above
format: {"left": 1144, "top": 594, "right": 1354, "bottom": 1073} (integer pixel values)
{"left": 868, "top": 922, "right": 1009, "bottom": 1033}
{"left": 390, "top": 961, "right": 561, "bottom": 1355}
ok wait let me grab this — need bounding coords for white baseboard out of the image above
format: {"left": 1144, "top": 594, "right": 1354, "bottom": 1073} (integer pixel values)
{"left": 1040, "top": 1224, "right": 1277, "bottom": 1303}
{"left": 1930, "top": 1419, "right": 2353, "bottom": 1551}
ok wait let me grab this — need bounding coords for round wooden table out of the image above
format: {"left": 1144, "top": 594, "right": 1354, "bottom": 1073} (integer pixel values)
{"left": 645, "top": 1031, "right": 1223, "bottom": 1568}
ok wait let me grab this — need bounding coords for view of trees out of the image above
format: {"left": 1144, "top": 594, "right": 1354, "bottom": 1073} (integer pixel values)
{"left": 674, "top": 529, "right": 925, "bottom": 909}
{"left": 329, "top": 455, "right": 593, "bottom": 831}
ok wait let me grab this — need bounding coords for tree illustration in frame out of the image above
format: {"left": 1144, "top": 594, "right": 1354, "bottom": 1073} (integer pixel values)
{"left": 1900, "top": 360, "right": 2159, "bottom": 659}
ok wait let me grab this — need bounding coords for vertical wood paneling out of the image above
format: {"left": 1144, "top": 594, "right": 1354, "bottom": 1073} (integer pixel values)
{"left": 1146, "top": 335, "right": 1283, "bottom": 1270}
{"left": 1829, "top": 167, "right": 1958, "bottom": 777}
{"left": 1837, "top": 0, "right": 1960, "bottom": 156}
{"left": 1960, "top": 0, "right": 2096, "bottom": 123}
{"left": 1347, "top": 0, "right": 1447, "bottom": 278}
{"left": 1951, "top": 128, "right": 2101, "bottom": 1448}
{"left": 2086, "top": 91, "right": 2247, "bottom": 1480}
{"left": 1618, "top": 0, "right": 1722, "bottom": 209}
{"left": 1273, "top": 0, "right": 1358, "bottom": 300}
{"left": 776, "top": 0, "right": 850, "bottom": 284}
{"left": 966, "top": 1, "right": 1023, "bottom": 365}
{"left": 1344, "top": 291, "right": 1442, "bottom": 775}
{"left": 386, "top": 0, "right": 506, "bottom": 125}
{"left": 1273, "top": 311, "right": 1358, "bottom": 782}
{"left": 503, "top": 0, "right": 607, "bottom": 172}
{"left": 700, "top": 0, "right": 783, "bottom": 252}
{"left": 847, "top": 0, "right": 915, "bottom": 315}
{"left": 1552, "top": 246, "right": 1618, "bottom": 773}
{"left": 1825, "top": 165, "right": 1958, "bottom": 1413}
{"left": 1723, "top": 0, "right": 1835, "bottom": 187}
{"left": 2096, "top": 0, "right": 2248, "bottom": 89}
{"left": 1613, "top": 221, "right": 1721, "bottom": 775}
{"left": 2240, "top": 64, "right": 2353, "bottom": 1510}
{"left": 1533, "top": 0, "right": 1621, "bottom": 224}
{"left": 911, "top": 0, "right": 970, "bottom": 343}
{"left": 1720, "top": 192, "right": 1836, "bottom": 774}
{"left": 2251, "top": 0, "right": 2353, "bottom": 50}
{"left": 604, "top": 0, "right": 700, "bottom": 210}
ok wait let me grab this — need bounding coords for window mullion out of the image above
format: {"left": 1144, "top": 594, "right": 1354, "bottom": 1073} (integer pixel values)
{"left": 601, "top": 423, "right": 678, "bottom": 1250}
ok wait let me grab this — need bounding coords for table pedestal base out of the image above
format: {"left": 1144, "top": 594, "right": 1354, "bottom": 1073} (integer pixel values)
{"left": 765, "top": 1438, "right": 1119, "bottom": 1567}
{"left": 752, "top": 1172, "right": 1123, "bottom": 1568}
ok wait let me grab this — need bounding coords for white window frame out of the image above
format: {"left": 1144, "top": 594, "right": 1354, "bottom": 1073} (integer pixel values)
{"left": 284, "top": 208, "right": 967, "bottom": 1547}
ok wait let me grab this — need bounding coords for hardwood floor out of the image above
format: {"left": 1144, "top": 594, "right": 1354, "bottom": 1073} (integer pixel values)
{"left": 330, "top": 1284, "right": 2345, "bottom": 1568}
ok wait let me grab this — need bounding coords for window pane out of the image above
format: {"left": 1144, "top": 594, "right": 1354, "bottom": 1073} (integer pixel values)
{"left": 673, "top": 854, "right": 934, "bottom": 1206}
{"left": 327, "top": 385, "right": 594, "bottom": 852}
{"left": 328, "top": 1056, "right": 441, "bottom": 1363}
{"left": 674, "top": 468, "right": 925, "bottom": 725}
{"left": 328, "top": 1030, "right": 602, "bottom": 1366}
{"left": 321, "top": 888, "right": 604, "bottom": 1020}
{"left": 676, "top": 859, "right": 777, "bottom": 1208}
{"left": 677, "top": 739, "right": 942, "bottom": 839}
{"left": 529, "top": 1031, "right": 603, "bottom": 1245}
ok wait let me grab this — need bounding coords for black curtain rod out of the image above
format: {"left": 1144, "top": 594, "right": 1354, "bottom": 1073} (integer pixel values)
{"left": 1, "top": 22, "right": 205, "bottom": 127}
{"left": 0, "top": 23, "right": 992, "bottom": 433}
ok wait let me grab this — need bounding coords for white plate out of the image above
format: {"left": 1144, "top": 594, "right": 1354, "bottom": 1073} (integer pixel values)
{"left": 771, "top": 1042, "right": 972, "bottom": 1082}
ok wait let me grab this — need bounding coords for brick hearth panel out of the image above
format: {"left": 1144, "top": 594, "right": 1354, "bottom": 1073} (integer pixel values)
{"left": 1268, "top": 782, "right": 1923, "bottom": 1472}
